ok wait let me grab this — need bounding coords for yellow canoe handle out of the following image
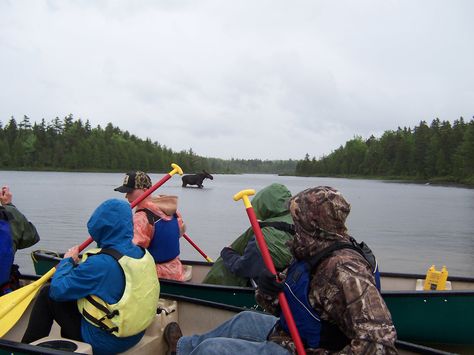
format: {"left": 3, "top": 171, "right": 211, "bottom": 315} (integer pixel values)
{"left": 170, "top": 163, "right": 184, "bottom": 176}
{"left": 233, "top": 189, "right": 256, "bottom": 209}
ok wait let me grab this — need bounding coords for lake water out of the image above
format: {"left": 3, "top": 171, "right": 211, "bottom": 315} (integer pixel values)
{"left": 1, "top": 171, "right": 473, "bottom": 277}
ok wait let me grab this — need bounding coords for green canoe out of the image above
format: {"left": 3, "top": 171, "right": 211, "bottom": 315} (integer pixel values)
{"left": 31, "top": 250, "right": 474, "bottom": 347}
{"left": 1, "top": 286, "right": 459, "bottom": 355}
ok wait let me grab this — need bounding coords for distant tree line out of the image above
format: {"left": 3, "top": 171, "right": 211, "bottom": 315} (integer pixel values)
{"left": 296, "top": 117, "right": 474, "bottom": 184}
{"left": 0, "top": 115, "right": 296, "bottom": 174}
{"left": 3, "top": 115, "right": 472, "bottom": 184}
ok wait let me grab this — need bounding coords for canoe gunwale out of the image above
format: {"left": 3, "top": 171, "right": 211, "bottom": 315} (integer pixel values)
{"left": 382, "top": 290, "right": 474, "bottom": 297}
{"left": 380, "top": 271, "right": 474, "bottom": 283}
{"left": 394, "top": 340, "right": 456, "bottom": 355}
{"left": 21, "top": 272, "right": 474, "bottom": 301}
{"left": 0, "top": 338, "right": 88, "bottom": 355}
{"left": 0, "top": 335, "right": 459, "bottom": 355}
{"left": 31, "top": 251, "right": 474, "bottom": 283}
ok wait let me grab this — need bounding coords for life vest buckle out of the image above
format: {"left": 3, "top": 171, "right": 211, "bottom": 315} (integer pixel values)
{"left": 106, "top": 326, "right": 119, "bottom": 334}
{"left": 107, "top": 309, "right": 120, "bottom": 319}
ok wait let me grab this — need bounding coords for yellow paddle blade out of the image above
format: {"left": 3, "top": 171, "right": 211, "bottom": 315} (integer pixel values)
{"left": 0, "top": 268, "right": 56, "bottom": 337}
{"left": 0, "top": 286, "right": 38, "bottom": 337}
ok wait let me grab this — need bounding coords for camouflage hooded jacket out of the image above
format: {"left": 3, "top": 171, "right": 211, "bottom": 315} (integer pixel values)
{"left": 256, "top": 186, "right": 398, "bottom": 354}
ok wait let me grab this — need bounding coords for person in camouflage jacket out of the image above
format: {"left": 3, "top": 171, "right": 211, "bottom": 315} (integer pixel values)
{"left": 163, "top": 186, "right": 397, "bottom": 355}
{"left": 256, "top": 186, "right": 397, "bottom": 354}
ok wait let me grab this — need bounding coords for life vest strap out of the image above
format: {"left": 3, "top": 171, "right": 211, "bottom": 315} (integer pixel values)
{"left": 82, "top": 308, "right": 119, "bottom": 334}
{"left": 95, "top": 248, "right": 124, "bottom": 261}
{"left": 258, "top": 221, "right": 295, "bottom": 235}
{"left": 80, "top": 249, "right": 123, "bottom": 333}
{"left": 85, "top": 295, "right": 118, "bottom": 319}
{"left": 307, "top": 239, "right": 377, "bottom": 273}
{"left": 136, "top": 208, "right": 162, "bottom": 225}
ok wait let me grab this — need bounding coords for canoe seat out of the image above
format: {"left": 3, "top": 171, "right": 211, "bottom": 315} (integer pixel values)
{"left": 121, "top": 299, "right": 179, "bottom": 355}
{"left": 30, "top": 338, "right": 93, "bottom": 354}
{"left": 29, "top": 299, "right": 178, "bottom": 355}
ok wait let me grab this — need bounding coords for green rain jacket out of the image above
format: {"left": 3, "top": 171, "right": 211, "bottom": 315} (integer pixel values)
{"left": 3, "top": 203, "right": 40, "bottom": 252}
{"left": 203, "top": 183, "right": 294, "bottom": 286}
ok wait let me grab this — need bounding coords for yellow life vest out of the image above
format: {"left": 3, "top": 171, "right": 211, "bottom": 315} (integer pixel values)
{"left": 77, "top": 248, "right": 160, "bottom": 337}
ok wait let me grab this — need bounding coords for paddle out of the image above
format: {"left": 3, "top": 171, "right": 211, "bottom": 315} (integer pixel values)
{"left": 0, "top": 163, "right": 183, "bottom": 337}
{"left": 182, "top": 233, "right": 213, "bottom": 262}
{"left": 77, "top": 163, "right": 184, "bottom": 251}
{"left": 234, "top": 189, "right": 306, "bottom": 355}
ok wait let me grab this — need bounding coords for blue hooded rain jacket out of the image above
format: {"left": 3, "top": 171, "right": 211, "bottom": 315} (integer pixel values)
{"left": 50, "top": 199, "right": 145, "bottom": 355}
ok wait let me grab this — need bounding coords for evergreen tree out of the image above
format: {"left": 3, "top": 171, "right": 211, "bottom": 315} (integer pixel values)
{"left": 0, "top": 114, "right": 297, "bottom": 174}
{"left": 413, "top": 121, "right": 431, "bottom": 178}
{"left": 457, "top": 121, "right": 474, "bottom": 177}
{"left": 295, "top": 117, "right": 473, "bottom": 184}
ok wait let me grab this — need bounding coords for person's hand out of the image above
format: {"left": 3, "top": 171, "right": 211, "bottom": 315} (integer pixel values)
{"left": 1, "top": 186, "right": 12, "bottom": 205}
{"left": 221, "top": 246, "right": 235, "bottom": 253}
{"left": 220, "top": 246, "right": 238, "bottom": 259}
{"left": 64, "top": 245, "right": 80, "bottom": 264}
{"left": 256, "top": 268, "right": 284, "bottom": 297}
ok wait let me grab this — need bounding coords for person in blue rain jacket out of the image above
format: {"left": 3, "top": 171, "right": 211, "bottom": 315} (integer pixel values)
{"left": 22, "top": 199, "right": 159, "bottom": 355}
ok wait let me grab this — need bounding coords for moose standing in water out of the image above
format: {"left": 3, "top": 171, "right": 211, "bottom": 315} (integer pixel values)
{"left": 181, "top": 170, "right": 214, "bottom": 188}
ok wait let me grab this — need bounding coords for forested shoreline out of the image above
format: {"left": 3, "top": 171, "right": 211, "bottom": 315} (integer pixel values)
{"left": 1, "top": 115, "right": 473, "bottom": 186}
{"left": 296, "top": 118, "right": 474, "bottom": 185}
{"left": 0, "top": 115, "right": 296, "bottom": 174}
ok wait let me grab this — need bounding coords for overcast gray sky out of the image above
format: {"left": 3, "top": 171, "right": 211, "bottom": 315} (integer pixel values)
{"left": 1, "top": 1, "right": 472, "bottom": 160}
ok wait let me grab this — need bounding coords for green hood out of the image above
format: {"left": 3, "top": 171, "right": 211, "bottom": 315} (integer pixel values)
{"left": 252, "top": 183, "right": 292, "bottom": 221}
{"left": 203, "top": 183, "right": 294, "bottom": 286}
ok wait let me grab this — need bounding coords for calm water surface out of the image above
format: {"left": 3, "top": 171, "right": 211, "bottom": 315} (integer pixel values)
{"left": 1, "top": 171, "right": 473, "bottom": 277}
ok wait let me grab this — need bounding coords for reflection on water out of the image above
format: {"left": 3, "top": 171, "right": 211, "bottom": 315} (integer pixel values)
{"left": 2, "top": 171, "right": 473, "bottom": 277}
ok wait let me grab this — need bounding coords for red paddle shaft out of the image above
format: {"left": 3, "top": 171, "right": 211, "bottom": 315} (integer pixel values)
{"left": 182, "top": 233, "right": 213, "bottom": 262}
{"left": 245, "top": 206, "right": 306, "bottom": 355}
{"left": 78, "top": 165, "right": 182, "bottom": 252}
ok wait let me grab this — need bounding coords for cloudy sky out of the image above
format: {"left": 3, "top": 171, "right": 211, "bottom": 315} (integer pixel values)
{"left": 0, "top": 1, "right": 472, "bottom": 160}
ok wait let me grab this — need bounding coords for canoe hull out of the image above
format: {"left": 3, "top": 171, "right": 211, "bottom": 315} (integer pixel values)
{"left": 0, "top": 289, "right": 465, "bottom": 355}
{"left": 31, "top": 251, "right": 474, "bottom": 346}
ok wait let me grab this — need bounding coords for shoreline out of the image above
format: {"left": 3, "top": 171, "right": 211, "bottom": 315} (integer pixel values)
{"left": 2, "top": 168, "right": 473, "bottom": 188}
{"left": 290, "top": 173, "right": 474, "bottom": 188}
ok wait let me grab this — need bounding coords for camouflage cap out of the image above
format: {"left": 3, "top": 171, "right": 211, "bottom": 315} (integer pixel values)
{"left": 289, "top": 186, "right": 351, "bottom": 235}
{"left": 114, "top": 171, "right": 152, "bottom": 193}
